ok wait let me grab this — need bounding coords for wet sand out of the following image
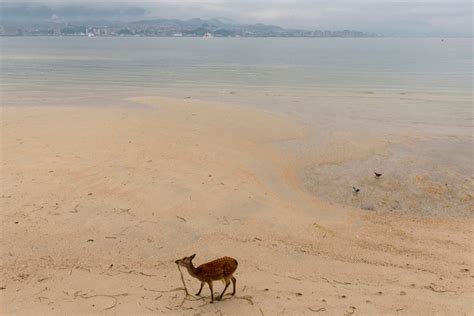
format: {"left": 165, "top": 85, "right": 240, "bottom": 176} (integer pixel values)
{"left": 1, "top": 95, "right": 473, "bottom": 315}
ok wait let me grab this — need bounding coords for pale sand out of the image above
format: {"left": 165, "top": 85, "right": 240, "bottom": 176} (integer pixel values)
{"left": 1, "top": 96, "right": 472, "bottom": 315}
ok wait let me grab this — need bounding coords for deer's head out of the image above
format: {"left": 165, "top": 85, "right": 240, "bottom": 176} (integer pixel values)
{"left": 175, "top": 254, "right": 196, "bottom": 267}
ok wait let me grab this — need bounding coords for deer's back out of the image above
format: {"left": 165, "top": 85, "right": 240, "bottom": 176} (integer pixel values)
{"left": 196, "top": 256, "right": 238, "bottom": 281}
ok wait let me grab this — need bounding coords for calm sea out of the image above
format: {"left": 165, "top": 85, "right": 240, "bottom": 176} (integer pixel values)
{"left": 0, "top": 37, "right": 472, "bottom": 107}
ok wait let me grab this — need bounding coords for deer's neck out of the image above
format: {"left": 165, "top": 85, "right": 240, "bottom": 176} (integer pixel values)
{"left": 186, "top": 263, "right": 198, "bottom": 279}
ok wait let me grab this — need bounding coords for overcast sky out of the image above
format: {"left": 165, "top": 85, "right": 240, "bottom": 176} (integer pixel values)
{"left": 2, "top": 0, "right": 472, "bottom": 36}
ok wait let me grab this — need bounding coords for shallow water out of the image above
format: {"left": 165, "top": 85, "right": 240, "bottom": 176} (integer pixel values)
{"left": 301, "top": 139, "right": 473, "bottom": 217}
{"left": 1, "top": 37, "right": 472, "bottom": 98}
{"left": 2, "top": 37, "right": 472, "bottom": 129}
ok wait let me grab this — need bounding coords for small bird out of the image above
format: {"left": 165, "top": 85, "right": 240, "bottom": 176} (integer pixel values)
{"left": 352, "top": 187, "right": 360, "bottom": 195}
{"left": 374, "top": 172, "right": 383, "bottom": 178}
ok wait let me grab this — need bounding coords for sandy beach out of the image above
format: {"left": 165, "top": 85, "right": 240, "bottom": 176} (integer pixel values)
{"left": 1, "top": 95, "right": 472, "bottom": 315}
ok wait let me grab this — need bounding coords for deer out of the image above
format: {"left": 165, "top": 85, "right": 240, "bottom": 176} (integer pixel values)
{"left": 175, "top": 254, "right": 238, "bottom": 303}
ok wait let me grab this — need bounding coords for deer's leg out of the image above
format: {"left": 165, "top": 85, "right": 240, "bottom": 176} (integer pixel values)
{"left": 218, "top": 279, "right": 231, "bottom": 301}
{"left": 196, "top": 282, "right": 204, "bottom": 296}
{"left": 231, "top": 276, "right": 237, "bottom": 295}
{"left": 207, "top": 281, "right": 214, "bottom": 303}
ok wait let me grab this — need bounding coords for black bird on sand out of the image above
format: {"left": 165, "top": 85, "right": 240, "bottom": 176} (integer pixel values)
{"left": 352, "top": 187, "right": 360, "bottom": 195}
{"left": 374, "top": 172, "right": 383, "bottom": 178}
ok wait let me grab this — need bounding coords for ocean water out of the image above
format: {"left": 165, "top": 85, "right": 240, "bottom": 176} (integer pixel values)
{"left": 1, "top": 37, "right": 472, "bottom": 134}
{"left": 1, "top": 37, "right": 472, "bottom": 100}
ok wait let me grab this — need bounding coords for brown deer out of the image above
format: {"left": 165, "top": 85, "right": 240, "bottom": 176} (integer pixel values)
{"left": 175, "top": 254, "right": 238, "bottom": 303}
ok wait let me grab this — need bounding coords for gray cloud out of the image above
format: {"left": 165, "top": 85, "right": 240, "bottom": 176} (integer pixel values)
{"left": 1, "top": 0, "right": 472, "bottom": 36}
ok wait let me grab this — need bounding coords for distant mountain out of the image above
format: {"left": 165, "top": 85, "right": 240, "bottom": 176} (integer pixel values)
{"left": 127, "top": 18, "right": 287, "bottom": 35}
{"left": 0, "top": 4, "right": 376, "bottom": 37}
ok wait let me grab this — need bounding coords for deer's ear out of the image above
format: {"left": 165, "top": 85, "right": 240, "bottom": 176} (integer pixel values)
{"left": 190, "top": 254, "right": 196, "bottom": 260}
